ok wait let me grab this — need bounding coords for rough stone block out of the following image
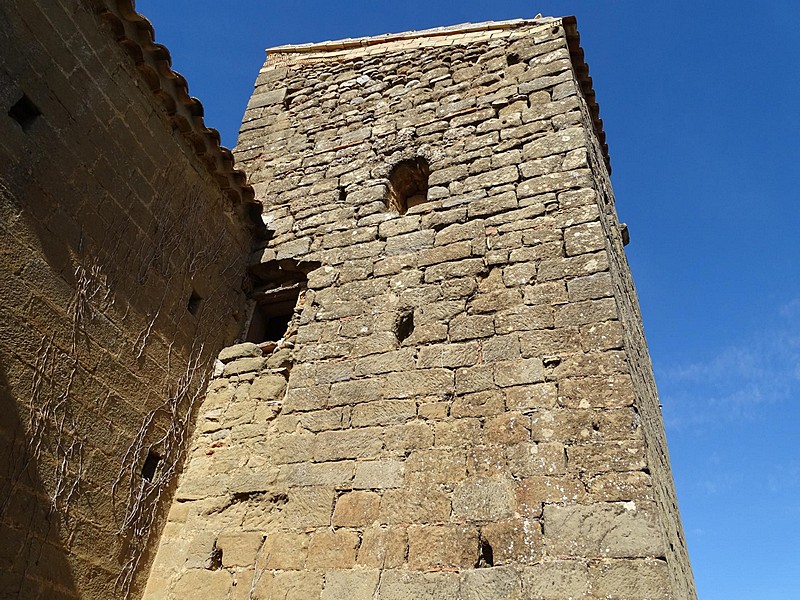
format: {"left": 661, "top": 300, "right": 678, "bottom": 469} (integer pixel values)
{"left": 543, "top": 503, "right": 664, "bottom": 558}
{"left": 407, "top": 524, "right": 478, "bottom": 569}
{"left": 377, "top": 571, "right": 460, "bottom": 600}
{"left": 589, "top": 558, "right": 671, "bottom": 599}
{"left": 306, "top": 530, "right": 361, "bottom": 569}
{"left": 380, "top": 486, "right": 451, "bottom": 524}
{"left": 321, "top": 571, "right": 380, "bottom": 600}
{"left": 494, "top": 358, "right": 544, "bottom": 387}
{"left": 314, "top": 428, "right": 384, "bottom": 461}
{"left": 351, "top": 400, "right": 417, "bottom": 427}
{"left": 482, "top": 520, "right": 540, "bottom": 565}
{"left": 460, "top": 567, "right": 522, "bottom": 600}
{"left": 452, "top": 477, "right": 515, "bottom": 521}
{"left": 558, "top": 375, "right": 635, "bottom": 408}
{"left": 520, "top": 561, "right": 590, "bottom": 599}
{"left": 452, "top": 391, "right": 505, "bottom": 418}
{"left": 354, "top": 460, "right": 404, "bottom": 489}
{"left": 357, "top": 526, "right": 407, "bottom": 568}
{"left": 263, "top": 531, "right": 309, "bottom": 570}
{"left": 333, "top": 491, "right": 381, "bottom": 527}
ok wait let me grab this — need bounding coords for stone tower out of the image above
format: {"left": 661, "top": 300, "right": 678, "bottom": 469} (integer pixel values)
{"left": 145, "top": 17, "right": 696, "bottom": 600}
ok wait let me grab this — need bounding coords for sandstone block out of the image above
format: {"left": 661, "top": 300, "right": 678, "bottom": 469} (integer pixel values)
{"left": 249, "top": 374, "right": 287, "bottom": 401}
{"left": 263, "top": 531, "right": 309, "bottom": 570}
{"left": 306, "top": 530, "right": 360, "bottom": 569}
{"left": 482, "top": 519, "right": 540, "bottom": 565}
{"left": 416, "top": 241, "right": 472, "bottom": 267}
{"left": 564, "top": 221, "right": 605, "bottom": 256}
{"left": 424, "top": 258, "right": 486, "bottom": 282}
{"left": 406, "top": 448, "right": 467, "bottom": 484}
{"left": 461, "top": 567, "right": 523, "bottom": 600}
{"left": 567, "top": 440, "right": 647, "bottom": 475}
{"left": 449, "top": 314, "right": 495, "bottom": 341}
{"left": 452, "top": 391, "right": 505, "bottom": 418}
{"left": 589, "top": 471, "right": 654, "bottom": 502}
{"left": 558, "top": 375, "right": 634, "bottom": 408}
{"left": 357, "top": 525, "right": 407, "bottom": 568}
{"left": 543, "top": 503, "right": 663, "bottom": 558}
{"left": 270, "top": 572, "right": 323, "bottom": 600}
{"left": 482, "top": 333, "right": 522, "bottom": 362}
{"left": 417, "top": 342, "right": 480, "bottom": 369}
{"left": 385, "top": 229, "right": 435, "bottom": 256}
{"left": 494, "top": 358, "right": 545, "bottom": 387}
{"left": 380, "top": 486, "right": 451, "bottom": 524}
{"left": 455, "top": 365, "right": 495, "bottom": 394}
{"left": 377, "top": 571, "right": 460, "bottom": 600}
{"left": 506, "top": 441, "right": 567, "bottom": 477}
{"left": 354, "top": 460, "right": 404, "bottom": 489}
{"left": 280, "top": 461, "right": 354, "bottom": 487}
{"left": 321, "top": 570, "right": 380, "bottom": 600}
{"left": 172, "top": 569, "right": 231, "bottom": 598}
{"left": 589, "top": 558, "right": 671, "bottom": 599}
{"left": 282, "top": 487, "right": 336, "bottom": 529}
{"left": 452, "top": 477, "right": 515, "bottom": 521}
{"left": 520, "top": 561, "right": 589, "bottom": 599}
{"left": 383, "top": 420, "right": 434, "bottom": 453}
{"left": 467, "top": 190, "right": 519, "bottom": 218}
{"left": 329, "top": 377, "right": 383, "bottom": 406}
{"left": 222, "top": 357, "right": 266, "bottom": 377}
{"left": 408, "top": 524, "right": 478, "bottom": 569}
{"left": 553, "top": 298, "right": 617, "bottom": 328}
{"left": 505, "top": 383, "right": 558, "bottom": 411}
{"left": 218, "top": 343, "right": 261, "bottom": 363}
{"left": 523, "top": 280, "right": 568, "bottom": 306}
{"left": 333, "top": 491, "right": 381, "bottom": 527}
{"left": 436, "top": 418, "right": 483, "bottom": 448}
{"left": 314, "top": 428, "right": 384, "bottom": 461}
{"left": 566, "top": 271, "right": 613, "bottom": 302}
{"left": 495, "top": 305, "right": 553, "bottom": 334}
{"left": 580, "top": 320, "right": 624, "bottom": 351}
{"left": 351, "top": 400, "right": 417, "bottom": 427}
{"left": 383, "top": 368, "right": 454, "bottom": 399}
{"left": 519, "top": 328, "right": 581, "bottom": 357}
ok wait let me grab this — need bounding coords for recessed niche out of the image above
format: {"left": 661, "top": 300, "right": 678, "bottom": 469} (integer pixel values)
{"left": 8, "top": 93, "right": 41, "bottom": 131}
{"left": 386, "top": 157, "right": 430, "bottom": 215}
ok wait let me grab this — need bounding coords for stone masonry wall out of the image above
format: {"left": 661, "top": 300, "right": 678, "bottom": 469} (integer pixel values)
{"left": 145, "top": 18, "right": 696, "bottom": 599}
{"left": 0, "top": 2, "right": 255, "bottom": 598}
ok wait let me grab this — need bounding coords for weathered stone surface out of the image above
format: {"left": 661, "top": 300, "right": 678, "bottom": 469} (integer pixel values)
{"left": 408, "top": 524, "right": 478, "bottom": 569}
{"left": 140, "top": 18, "right": 694, "bottom": 600}
{"left": 520, "top": 561, "right": 590, "bottom": 599}
{"left": 452, "top": 477, "right": 515, "bottom": 521}
{"left": 333, "top": 491, "right": 381, "bottom": 527}
{"left": 543, "top": 503, "right": 663, "bottom": 558}
{"left": 306, "top": 530, "right": 361, "bottom": 568}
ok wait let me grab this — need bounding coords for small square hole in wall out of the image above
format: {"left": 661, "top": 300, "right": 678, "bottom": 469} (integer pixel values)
{"left": 187, "top": 290, "right": 202, "bottom": 315}
{"left": 8, "top": 93, "right": 41, "bottom": 131}
{"left": 141, "top": 450, "right": 161, "bottom": 483}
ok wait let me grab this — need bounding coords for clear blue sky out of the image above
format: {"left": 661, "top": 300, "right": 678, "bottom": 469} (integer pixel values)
{"left": 137, "top": 1, "right": 800, "bottom": 597}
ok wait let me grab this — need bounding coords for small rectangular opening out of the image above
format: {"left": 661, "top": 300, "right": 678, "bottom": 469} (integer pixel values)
{"left": 246, "top": 300, "right": 296, "bottom": 344}
{"left": 187, "top": 290, "right": 202, "bottom": 315}
{"left": 141, "top": 450, "right": 161, "bottom": 483}
{"left": 8, "top": 93, "right": 41, "bottom": 131}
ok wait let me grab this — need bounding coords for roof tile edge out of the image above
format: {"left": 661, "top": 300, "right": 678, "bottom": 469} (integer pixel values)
{"left": 90, "top": 0, "right": 264, "bottom": 233}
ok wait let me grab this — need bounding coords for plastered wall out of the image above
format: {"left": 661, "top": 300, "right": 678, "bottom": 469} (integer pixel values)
{"left": 0, "top": 1, "right": 254, "bottom": 597}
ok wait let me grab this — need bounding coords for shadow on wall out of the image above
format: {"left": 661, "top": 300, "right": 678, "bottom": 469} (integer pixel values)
{"left": 0, "top": 360, "right": 79, "bottom": 599}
